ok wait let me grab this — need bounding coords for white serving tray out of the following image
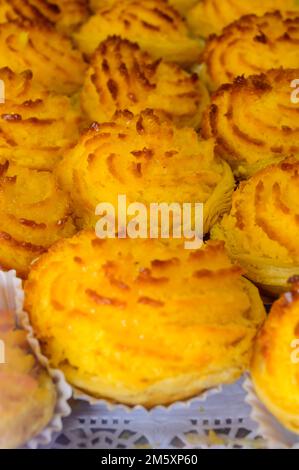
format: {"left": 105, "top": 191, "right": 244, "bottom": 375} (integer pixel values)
{"left": 47, "top": 379, "right": 265, "bottom": 449}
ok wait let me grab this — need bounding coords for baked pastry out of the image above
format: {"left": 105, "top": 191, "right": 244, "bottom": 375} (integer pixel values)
{"left": 90, "top": 0, "right": 198, "bottom": 15}
{"left": 56, "top": 109, "right": 234, "bottom": 232}
{"left": 187, "top": 0, "right": 299, "bottom": 38}
{"left": 0, "top": 161, "right": 76, "bottom": 278}
{"left": 0, "top": 0, "right": 89, "bottom": 33}
{"left": 0, "top": 20, "right": 86, "bottom": 94}
{"left": 81, "top": 36, "right": 209, "bottom": 129}
{"left": 251, "top": 279, "right": 299, "bottom": 434}
{"left": 200, "top": 12, "right": 299, "bottom": 91}
{"left": 202, "top": 69, "right": 299, "bottom": 178}
{"left": 212, "top": 158, "right": 299, "bottom": 294}
{"left": 0, "top": 309, "right": 56, "bottom": 448}
{"left": 74, "top": 0, "right": 202, "bottom": 65}
{"left": 0, "top": 67, "right": 81, "bottom": 170}
{"left": 25, "top": 232, "right": 266, "bottom": 406}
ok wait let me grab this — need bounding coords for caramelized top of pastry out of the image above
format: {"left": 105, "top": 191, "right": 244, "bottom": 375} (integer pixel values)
{"left": 81, "top": 36, "right": 209, "bottom": 128}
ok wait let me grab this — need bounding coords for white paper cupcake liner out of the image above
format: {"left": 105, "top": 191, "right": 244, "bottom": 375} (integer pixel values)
{"left": 244, "top": 376, "right": 299, "bottom": 449}
{"left": 0, "top": 270, "right": 72, "bottom": 449}
{"left": 72, "top": 384, "right": 223, "bottom": 414}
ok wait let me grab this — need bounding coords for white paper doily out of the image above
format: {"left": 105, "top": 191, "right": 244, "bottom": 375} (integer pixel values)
{"left": 46, "top": 379, "right": 266, "bottom": 449}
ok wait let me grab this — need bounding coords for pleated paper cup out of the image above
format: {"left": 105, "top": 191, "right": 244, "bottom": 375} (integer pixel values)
{"left": 0, "top": 270, "right": 72, "bottom": 449}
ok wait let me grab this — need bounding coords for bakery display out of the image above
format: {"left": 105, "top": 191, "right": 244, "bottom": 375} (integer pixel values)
{"left": 200, "top": 12, "right": 299, "bottom": 91}
{"left": 202, "top": 69, "right": 299, "bottom": 178}
{"left": 251, "top": 279, "right": 299, "bottom": 434}
{"left": 187, "top": 0, "right": 299, "bottom": 38}
{"left": 25, "top": 232, "right": 265, "bottom": 407}
{"left": 0, "top": 0, "right": 89, "bottom": 33}
{"left": 0, "top": 67, "right": 81, "bottom": 170}
{"left": 74, "top": 0, "right": 202, "bottom": 65}
{"left": 0, "top": 161, "right": 75, "bottom": 277}
{"left": 81, "top": 36, "right": 209, "bottom": 129}
{"left": 0, "top": 20, "right": 86, "bottom": 94}
{"left": 56, "top": 109, "right": 234, "bottom": 232}
{"left": 0, "top": 0, "right": 297, "bottom": 447}
{"left": 0, "top": 309, "right": 56, "bottom": 449}
{"left": 212, "top": 158, "right": 299, "bottom": 294}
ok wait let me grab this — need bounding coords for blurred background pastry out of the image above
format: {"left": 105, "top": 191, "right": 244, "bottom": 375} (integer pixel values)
{"left": 0, "top": 0, "right": 90, "bottom": 33}
{"left": 25, "top": 232, "right": 265, "bottom": 407}
{"left": 0, "top": 67, "right": 81, "bottom": 170}
{"left": 0, "top": 20, "right": 86, "bottom": 94}
{"left": 187, "top": 0, "right": 299, "bottom": 38}
{"left": 202, "top": 69, "right": 299, "bottom": 178}
{"left": 212, "top": 158, "right": 299, "bottom": 294}
{"left": 251, "top": 278, "right": 299, "bottom": 434}
{"left": 56, "top": 109, "right": 234, "bottom": 233}
{"left": 81, "top": 36, "right": 209, "bottom": 129}
{"left": 74, "top": 0, "right": 202, "bottom": 66}
{"left": 0, "top": 161, "right": 75, "bottom": 277}
{"left": 0, "top": 309, "right": 56, "bottom": 448}
{"left": 200, "top": 12, "right": 299, "bottom": 91}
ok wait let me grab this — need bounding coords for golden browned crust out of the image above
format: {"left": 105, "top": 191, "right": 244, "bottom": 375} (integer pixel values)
{"left": 81, "top": 36, "right": 209, "bottom": 128}
{"left": 202, "top": 69, "right": 299, "bottom": 178}
{"left": 74, "top": 0, "right": 202, "bottom": 65}
{"left": 56, "top": 109, "right": 234, "bottom": 232}
{"left": 251, "top": 279, "right": 299, "bottom": 433}
{"left": 187, "top": 0, "right": 299, "bottom": 38}
{"left": 25, "top": 232, "right": 265, "bottom": 406}
{"left": 201, "top": 11, "right": 299, "bottom": 90}
{"left": 0, "top": 20, "right": 86, "bottom": 94}
{"left": 212, "top": 158, "right": 299, "bottom": 293}
{"left": 0, "top": 0, "right": 90, "bottom": 33}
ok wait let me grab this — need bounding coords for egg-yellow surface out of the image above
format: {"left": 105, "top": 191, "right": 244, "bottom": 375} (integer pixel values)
{"left": 251, "top": 280, "right": 299, "bottom": 434}
{"left": 212, "top": 158, "right": 299, "bottom": 294}
{"left": 202, "top": 69, "right": 299, "bottom": 178}
{"left": 74, "top": 0, "right": 202, "bottom": 66}
{"left": 25, "top": 232, "right": 266, "bottom": 406}
{"left": 57, "top": 109, "right": 234, "bottom": 233}
{"left": 81, "top": 36, "right": 209, "bottom": 129}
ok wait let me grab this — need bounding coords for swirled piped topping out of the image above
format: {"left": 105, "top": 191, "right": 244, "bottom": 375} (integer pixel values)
{"left": 81, "top": 36, "right": 209, "bottom": 128}
{"left": 0, "top": 20, "right": 86, "bottom": 94}
{"left": 74, "top": 0, "right": 201, "bottom": 65}
{"left": 57, "top": 109, "right": 234, "bottom": 232}
{"left": 187, "top": 0, "right": 299, "bottom": 38}
{"left": 0, "top": 161, "right": 76, "bottom": 277}
{"left": 202, "top": 69, "right": 299, "bottom": 177}
{"left": 0, "top": 67, "right": 81, "bottom": 170}
{"left": 0, "top": 0, "right": 89, "bottom": 33}
{"left": 201, "top": 11, "right": 299, "bottom": 90}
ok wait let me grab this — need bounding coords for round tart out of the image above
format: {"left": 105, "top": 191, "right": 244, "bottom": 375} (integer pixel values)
{"left": 74, "top": 0, "right": 202, "bottom": 66}
{"left": 57, "top": 109, "right": 234, "bottom": 233}
{"left": 0, "top": 0, "right": 89, "bottom": 33}
{"left": 81, "top": 36, "right": 209, "bottom": 129}
{"left": 212, "top": 158, "right": 299, "bottom": 294}
{"left": 25, "top": 232, "right": 265, "bottom": 407}
{"left": 202, "top": 69, "right": 299, "bottom": 178}
{"left": 201, "top": 12, "right": 299, "bottom": 91}
{"left": 187, "top": 0, "right": 299, "bottom": 39}
{"left": 0, "top": 161, "right": 75, "bottom": 278}
{"left": 0, "top": 67, "right": 81, "bottom": 170}
{"left": 0, "top": 310, "right": 56, "bottom": 448}
{"left": 0, "top": 20, "right": 86, "bottom": 94}
{"left": 251, "top": 279, "right": 299, "bottom": 434}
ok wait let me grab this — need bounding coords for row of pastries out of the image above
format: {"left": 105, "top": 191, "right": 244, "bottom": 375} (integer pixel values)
{"left": 0, "top": 0, "right": 299, "bottom": 448}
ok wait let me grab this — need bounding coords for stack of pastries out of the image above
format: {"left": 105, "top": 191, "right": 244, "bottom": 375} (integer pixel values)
{"left": 0, "top": 0, "right": 298, "bottom": 446}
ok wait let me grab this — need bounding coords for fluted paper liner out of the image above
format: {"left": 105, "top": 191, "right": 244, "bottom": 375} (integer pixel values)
{"left": 0, "top": 270, "right": 72, "bottom": 449}
{"left": 244, "top": 376, "right": 299, "bottom": 449}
